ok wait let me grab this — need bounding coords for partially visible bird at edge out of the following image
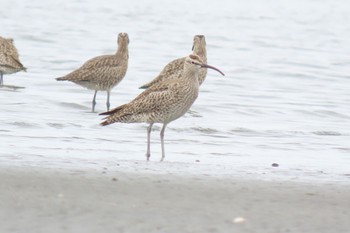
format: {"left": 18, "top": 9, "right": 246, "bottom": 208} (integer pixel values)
{"left": 139, "top": 35, "right": 207, "bottom": 89}
{"left": 100, "top": 54, "right": 225, "bottom": 162}
{"left": 56, "top": 33, "right": 129, "bottom": 112}
{"left": 0, "top": 36, "right": 27, "bottom": 86}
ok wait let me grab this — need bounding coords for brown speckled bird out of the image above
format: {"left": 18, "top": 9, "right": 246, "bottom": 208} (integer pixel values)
{"left": 100, "top": 54, "right": 224, "bottom": 161}
{"left": 0, "top": 36, "right": 27, "bottom": 86}
{"left": 56, "top": 33, "right": 129, "bottom": 112}
{"left": 139, "top": 35, "right": 207, "bottom": 89}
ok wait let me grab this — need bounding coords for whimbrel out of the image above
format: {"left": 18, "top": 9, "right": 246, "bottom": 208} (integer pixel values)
{"left": 56, "top": 33, "right": 129, "bottom": 112}
{"left": 139, "top": 35, "right": 207, "bottom": 89}
{"left": 100, "top": 54, "right": 224, "bottom": 161}
{"left": 0, "top": 36, "right": 27, "bottom": 86}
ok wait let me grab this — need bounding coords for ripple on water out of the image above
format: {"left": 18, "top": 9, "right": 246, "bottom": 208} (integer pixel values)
{"left": 314, "top": 110, "right": 350, "bottom": 119}
{"left": 9, "top": 122, "right": 41, "bottom": 128}
{"left": 230, "top": 127, "right": 256, "bottom": 134}
{"left": 58, "top": 102, "right": 89, "bottom": 110}
{"left": 0, "top": 86, "right": 26, "bottom": 92}
{"left": 46, "top": 123, "right": 66, "bottom": 129}
{"left": 46, "top": 122, "right": 85, "bottom": 129}
{"left": 312, "top": 131, "right": 342, "bottom": 136}
{"left": 190, "top": 127, "right": 220, "bottom": 134}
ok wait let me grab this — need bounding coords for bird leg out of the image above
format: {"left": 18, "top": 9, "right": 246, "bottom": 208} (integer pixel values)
{"left": 160, "top": 123, "right": 167, "bottom": 162}
{"left": 0, "top": 72, "right": 3, "bottom": 86}
{"left": 106, "top": 90, "right": 111, "bottom": 111}
{"left": 92, "top": 90, "right": 98, "bottom": 112}
{"left": 146, "top": 123, "right": 154, "bottom": 161}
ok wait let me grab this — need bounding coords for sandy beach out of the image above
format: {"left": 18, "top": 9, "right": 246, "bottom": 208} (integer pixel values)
{"left": 0, "top": 165, "right": 349, "bottom": 233}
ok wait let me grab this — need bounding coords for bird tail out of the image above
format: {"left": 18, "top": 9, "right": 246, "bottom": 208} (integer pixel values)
{"left": 99, "top": 104, "right": 127, "bottom": 126}
{"left": 139, "top": 79, "right": 156, "bottom": 89}
{"left": 100, "top": 118, "right": 113, "bottom": 126}
{"left": 138, "top": 84, "right": 149, "bottom": 89}
{"left": 56, "top": 77, "right": 67, "bottom": 81}
{"left": 99, "top": 104, "right": 126, "bottom": 116}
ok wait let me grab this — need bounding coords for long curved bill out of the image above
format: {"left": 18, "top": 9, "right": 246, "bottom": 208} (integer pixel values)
{"left": 200, "top": 64, "right": 225, "bottom": 76}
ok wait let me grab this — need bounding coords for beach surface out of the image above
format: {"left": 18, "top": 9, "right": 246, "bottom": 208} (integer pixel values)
{"left": 1, "top": 164, "right": 349, "bottom": 233}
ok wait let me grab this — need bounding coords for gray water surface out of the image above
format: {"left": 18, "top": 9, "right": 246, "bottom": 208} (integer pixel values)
{"left": 1, "top": 0, "right": 349, "bottom": 183}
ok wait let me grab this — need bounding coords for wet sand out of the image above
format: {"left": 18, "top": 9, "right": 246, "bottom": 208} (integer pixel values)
{"left": 0, "top": 165, "right": 349, "bottom": 233}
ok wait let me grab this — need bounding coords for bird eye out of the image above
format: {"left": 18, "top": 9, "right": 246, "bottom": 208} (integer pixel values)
{"left": 191, "top": 61, "right": 195, "bottom": 64}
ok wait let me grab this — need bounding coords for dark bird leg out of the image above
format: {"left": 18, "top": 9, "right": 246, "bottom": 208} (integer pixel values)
{"left": 92, "top": 90, "right": 98, "bottom": 112}
{"left": 146, "top": 123, "right": 154, "bottom": 161}
{"left": 0, "top": 72, "right": 3, "bottom": 86}
{"left": 160, "top": 123, "right": 168, "bottom": 162}
{"left": 106, "top": 90, "right": 111, "bottom": 111}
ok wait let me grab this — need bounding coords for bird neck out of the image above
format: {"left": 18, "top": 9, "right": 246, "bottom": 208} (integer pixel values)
{"left": 182, "top": 67, "right": 200, "bottom": 85}
{"left": 116, "top": 43, "right": 129, "bottom": 56}
{"left": 193, "top": 46, "right": 207, "bottom": 63}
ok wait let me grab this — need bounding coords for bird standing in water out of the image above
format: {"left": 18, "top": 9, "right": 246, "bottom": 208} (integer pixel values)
{"left": 100, "top": 54, "right": 224, "bottom": 161}
{"left": 0, "top": 36, "right": 27, "bottom": 86}
{"left": 56, "top": 33, "right": 129, "bottom": 112}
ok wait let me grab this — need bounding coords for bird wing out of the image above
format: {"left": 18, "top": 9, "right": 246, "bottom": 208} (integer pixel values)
{"left": 80, "top": 55, "right": 118, "bottom": 69}
{"left": 5, "top": 54, "right": 25, "bottom": 70}
{"left": 139, "top": 57, "right": 185, "bottom": 89}
{"left": 124, "top": 80, "right": 180, "bottom": 115}
{"left": 0, "top": 38, "right": 25, "bottom": 70}
{"left": 100, "top": 103, "right": 127, "bottom": 116}
{"left": 59, "top": 55, "right": 122, "bottom": 82}
{"left": 159, "top": 57, "right": 185, "bottom": 77}
{"left": 100, "top": 79, "right": 183, "bottom": 125}
{"left": 100, "top": 83, "right": 172, "bottom": 116}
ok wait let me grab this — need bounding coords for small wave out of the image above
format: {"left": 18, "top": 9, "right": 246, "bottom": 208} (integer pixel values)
{"left": 191, "top": 127, "right": 219, "bottom": 134}
{"left": 336, "top": 147, "right": 350, "bottom": 151}
{"left": 312, "top": 131, "right": 342, "bottom": 136}
{"left": 231, "top": 127, "right": 255, "bottom": 133}
{"left": 184, "top": 110, "right": 203, "bottom": 118}
{"left": 21, "top": 34, "right": 55, "bottom": 44}
{"left": 46, "top": 123, "right": 65, "bottom": 129}
{"left": 0, "top": 85, "right": 25, "bottom": 91}
{"left": 58, "top": 102, "right": 89, "bottom": 110}
{"left": 9, "top": 121, "right": 41, "bottom": 128}
{"left": 277, "top": 61, "right": 328, "bottom": 70}
{"left": 230, "top": 127, "right": 262, "bottom": 137}
{"left": 314, "top": 110, "right": 349, "bottom": 119}
{"left": 171, "top": 127, "right": 220, "bottom": 135}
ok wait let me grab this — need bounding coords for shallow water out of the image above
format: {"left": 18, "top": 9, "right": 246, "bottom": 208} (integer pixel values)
{"left": 1, "top": 0, "right": 349, "bottom": 183}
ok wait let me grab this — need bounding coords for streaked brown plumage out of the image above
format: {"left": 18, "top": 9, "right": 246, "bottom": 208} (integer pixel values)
{"left": 100, "top": 54, "right": 225, "bottom": 161}
{"left": 56, "top": 33, "right": 129, "bottom": 112}
{"left": 139, "top": 35, "right": 207, "bottom": 89}
{"left": 0, "top": 36, "right": 27, "bottom": 86}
